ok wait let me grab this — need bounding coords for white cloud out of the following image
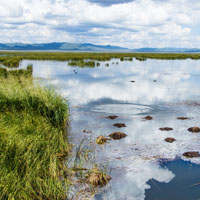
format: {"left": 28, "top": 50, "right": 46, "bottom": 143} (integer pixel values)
{"left": 0, "top": 0, "right": 200, "bottom": 47}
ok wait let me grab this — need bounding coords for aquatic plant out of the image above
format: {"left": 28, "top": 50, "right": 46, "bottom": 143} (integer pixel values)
{"left": 96, "top": 62, "right": 101, "bottom": 66}
{"left": 68, "top": 60, "right": 96, "bottom": 67}
{"left": 0, "top": 67, "right": 7, "bottom": 77}
{"left": 0, "top": 65, "right": 32, "bottom": 78}
{"left": 86, "top": 167, "right": 111, "bottom": 186}
{"left": 135, "top": 57, "right": 147, "bottom": 61}
{"left": 1, "top": 52, "right": 200, "bottom": 69}
{"left": 96, "top": 136, "right": 109, "bottom": 145}
{"left": 105, "top": 63, "right": 109, "bottom": 67}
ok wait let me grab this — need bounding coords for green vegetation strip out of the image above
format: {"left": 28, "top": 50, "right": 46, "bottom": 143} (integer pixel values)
{"left": 0, "top": 77, "right": 70, "bottom": 199}
{"left": 1, "top": 52, "right": 200, "bottom": 68}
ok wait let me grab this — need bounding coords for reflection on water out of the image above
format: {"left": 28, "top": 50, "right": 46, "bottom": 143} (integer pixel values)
{"left": 146, "top": 159, "right": 200, "bottom": 200}
{"left": 20, "top": 58, "right": 200, "bottom": 199}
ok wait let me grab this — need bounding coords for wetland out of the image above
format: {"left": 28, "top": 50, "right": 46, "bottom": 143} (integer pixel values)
{"left": 2, "top": 52, "right": 200, "bottom": 199}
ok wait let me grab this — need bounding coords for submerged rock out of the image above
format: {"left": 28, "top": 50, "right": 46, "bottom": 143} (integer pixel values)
{"left": 87, "top": 167, "right": 111, "bottom": 186}
{"left": 109, "top": 132, "right": 127, "bottom": 140}
{"left": 159, "top": 127, "right": 173, "bottom": 131}
{"left": 96, "top": 136, "right": 109, "bottom": 145}
{"left": 83, "top": 130, "right": 92, "bottom": 133}
{"left": 165, "top": 137, "right": 176, "bottom": 143}
{"left": 143, "top": 116, "right": 153, "bottom": 120}
{"left": 177, "top": 117, "right": 190, "bottom": 120}
{"left": 188, "top": 127, "right": 200, "bottom": 133}
{"left": 113, "top": 123, "right": 126, "bottom": 128}
{"left": 183, "top": 151, "right": 200, "bottom": 158}
{"left": 153, "top": 80, "right": 157, "bottom": 82}
{"left": 105, "top": 115, "right": 118, "bottom": 120}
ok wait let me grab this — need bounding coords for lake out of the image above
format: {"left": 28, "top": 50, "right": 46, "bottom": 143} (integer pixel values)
{"left": 20, "top": 58, "right": 200, "bottom": 200}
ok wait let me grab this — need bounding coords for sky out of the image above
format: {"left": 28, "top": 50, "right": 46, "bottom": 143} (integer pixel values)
{"left": 0, "top": 0, "right": 200, "bottom": 48}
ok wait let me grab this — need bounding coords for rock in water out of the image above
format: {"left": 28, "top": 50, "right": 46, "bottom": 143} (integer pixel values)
{"left": 177, "top": 117, "right": 190, "bottom": 120}
{"left": 109, "top": 132, "right": 127, "bottom": 140}
{"left": 165, "top": 137, "right": 176, "bottom": 143}
{"left": 83, "top": 129, "right": 92, "bottom": 133}
{"left": 183, "top": 151, "right": 200, "bottom": 158}
{"left": 113, "top": 123, "right": 126, "bottom": 128}
{"left": 188, "top": 127, "right": 200, "bottom": 133}
{"left": 143, "top": 116, "right": 153, "bottom": 120}
{"left": 105, "top": 115, "right": 118, "bottom": 120}
{"left": 159, "top": 127, "right": 173, "bottom": 131}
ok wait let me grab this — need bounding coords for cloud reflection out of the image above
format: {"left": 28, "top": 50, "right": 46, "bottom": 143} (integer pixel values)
{"left": 20, "top": 58, "right": 200, "bottom": 199}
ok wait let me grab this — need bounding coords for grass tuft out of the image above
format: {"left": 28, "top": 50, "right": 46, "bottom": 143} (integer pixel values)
{"left": 0, "top": 77, "right": 70, "bottom": 200}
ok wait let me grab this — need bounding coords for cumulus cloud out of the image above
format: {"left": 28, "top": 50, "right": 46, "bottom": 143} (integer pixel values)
{"left": 0, "top": 0, "right": 200, "bottom": 48}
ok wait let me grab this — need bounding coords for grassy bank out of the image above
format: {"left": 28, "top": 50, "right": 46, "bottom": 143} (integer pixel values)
{"left": 0, "top": 77, "right": 70, "bottom": 199}
{"left": 1, "top": 52, "right": 200, "bottom": 68}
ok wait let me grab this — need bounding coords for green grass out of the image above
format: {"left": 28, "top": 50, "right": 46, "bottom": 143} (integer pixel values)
{"left": 0, "top": 65, "right": 33, "bottom": 78}
{"left": 0, "top": 77, "right": 70, "bottom": 200}
{"left": 1, "top": 52, "right": 200, "bottom": 68}
{"left": 68, "top": 60, "right": 96, "bottom": 67}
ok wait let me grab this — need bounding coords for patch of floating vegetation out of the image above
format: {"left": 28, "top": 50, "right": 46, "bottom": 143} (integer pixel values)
{"left": 67, "top": 139, "right": 111, "bottom": 199}
{"left": 68, "top": 60, "right": 96, "bottom": 67}
{"left": 120, "top": 57, "right": 133, "bottom": 61}
{"left": 135, "top": 57, "right": 147, "bottom": 61}
{"left": 86, "top": 167, "right": 111, "bottom": 186}
{"left": 96, "top": 136, "right": 110, "bottom": 145}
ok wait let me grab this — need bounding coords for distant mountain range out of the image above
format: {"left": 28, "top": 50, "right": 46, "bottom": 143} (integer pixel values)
{"left": 0, "top": 42, "right": 200, "bottom": 52}
{"left": 0, "top": 42, "right": 129, "bottom": 51}
{"left": 134, "top": 47, "right": 200, "bottom": 53}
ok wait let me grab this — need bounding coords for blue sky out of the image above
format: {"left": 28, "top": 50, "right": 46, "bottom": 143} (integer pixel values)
{"left": 0, "top": 0, "right": 200, "bottom": 48}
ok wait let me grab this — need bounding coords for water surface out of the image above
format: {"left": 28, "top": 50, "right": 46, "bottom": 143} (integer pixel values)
{"left": 20, "top": 58, "right": 200, "bottom": 199}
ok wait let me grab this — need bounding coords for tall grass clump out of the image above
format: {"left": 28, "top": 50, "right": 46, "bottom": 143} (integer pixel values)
{"left": 1, "top": 57, "right": 21, "bottom": 68}
{"left": 0, "top": 65, "right": 33, "bottom": 78}
{"left": 0, "top": 77, "right": 70, "bottom": 199}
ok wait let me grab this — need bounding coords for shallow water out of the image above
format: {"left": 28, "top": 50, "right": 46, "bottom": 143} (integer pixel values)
{"left": 20, "top": 58, "right": 200, "bottom": 199}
